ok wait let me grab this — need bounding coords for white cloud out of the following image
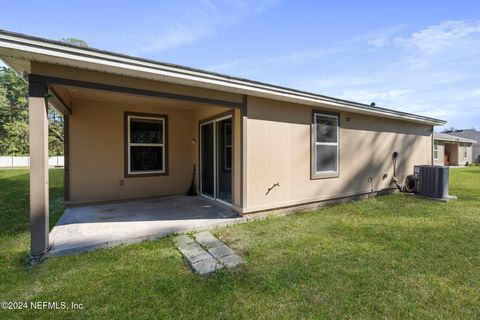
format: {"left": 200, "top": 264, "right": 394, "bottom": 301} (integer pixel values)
{"left": 99, "top": 0, "right": 279, "bottom": 55}
{"left": 368, "top": 35, "right": 391, "bottom": 48}
{"left": 394, "top": 20, "right": 480, "bottom": 53}
{"left": 364, "top": 26, "right": 409, "bottom": 48}
{"left": 204, "top": 20, "right": 480, "bottom": 130}
{"left": 206, "top": 46, "right": 346, "bottom": 75}
{"left": 393, "top": 20, "right": 480, "bottom": 68}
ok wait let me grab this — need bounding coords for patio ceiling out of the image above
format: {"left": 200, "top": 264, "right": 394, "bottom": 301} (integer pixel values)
{"left": 51, "top": 85, "right": 229, "bottom": 112}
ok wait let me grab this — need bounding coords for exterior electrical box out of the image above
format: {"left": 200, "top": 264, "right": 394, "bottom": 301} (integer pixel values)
{"left": 413, "top": 165, "right": 449, "bottom": 199}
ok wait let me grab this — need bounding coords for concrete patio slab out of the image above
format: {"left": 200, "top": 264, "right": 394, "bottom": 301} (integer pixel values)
{"left": 49, "top": 195, "right": 241, "bottom": 256}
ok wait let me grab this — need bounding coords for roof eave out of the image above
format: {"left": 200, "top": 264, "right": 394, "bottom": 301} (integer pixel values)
{"left": 0, "top": 29, "right": 446, "bottom": 126}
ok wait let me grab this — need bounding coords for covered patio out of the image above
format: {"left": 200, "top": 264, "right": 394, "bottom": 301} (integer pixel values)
{"left": 30, "top": 75, "right": 245, "bottom": 259}
{"left": 49, "top": 195, "right": 241, "bottom": 256}
{"left": 0, "top": 49, "right": 246, "bottom": 259}
{"left": 0, "top": 30, "right": 251, "bottom": 260}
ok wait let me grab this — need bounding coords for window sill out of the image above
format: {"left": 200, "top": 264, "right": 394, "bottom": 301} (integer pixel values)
{"left": 311, "top": 172, "right": 340, "bottom": 180}
{"left": 125, "top": 171, "right": 168, "bottom": 178}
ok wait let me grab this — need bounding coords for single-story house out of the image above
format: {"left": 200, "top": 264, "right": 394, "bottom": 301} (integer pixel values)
{"left": 442, "top": 129, "right": 480, "bottom": 164}
{"left": 0, "top": 30, "right": 446, "bottom": 257}
{"left": 433, "top": 132, "right": 476, "bottom": 166}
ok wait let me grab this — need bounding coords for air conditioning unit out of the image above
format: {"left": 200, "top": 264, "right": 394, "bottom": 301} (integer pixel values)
{"left": 413, "top": 165, "right": 452, "bottom": 199}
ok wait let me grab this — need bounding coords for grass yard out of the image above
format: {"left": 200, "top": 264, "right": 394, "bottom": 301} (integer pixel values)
{"left": 0, "top": 167, "right": 479, "bottom": 319}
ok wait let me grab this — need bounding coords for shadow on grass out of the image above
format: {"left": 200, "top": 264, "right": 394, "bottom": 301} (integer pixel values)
{"left": 0, "top": 169, "right": 64, "bottom": 237}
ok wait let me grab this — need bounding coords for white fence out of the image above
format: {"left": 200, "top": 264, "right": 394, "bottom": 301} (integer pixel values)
{"left": 0, "top": 156, "right": 64, "bottom": 167}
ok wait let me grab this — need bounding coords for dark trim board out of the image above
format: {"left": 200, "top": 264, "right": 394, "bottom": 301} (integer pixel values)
{"left": 29, "top": 74, "right": 244, "bottom": 109}
{"left": 123, "top": 111, "right": 169, "bottom": 178}
{"left": 48, "top": 86, "right": 72, "bottom": 115}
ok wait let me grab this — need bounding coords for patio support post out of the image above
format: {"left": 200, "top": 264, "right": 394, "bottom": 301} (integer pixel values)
{"left": 28, "top": 79, "right": 50, "bottom": 260}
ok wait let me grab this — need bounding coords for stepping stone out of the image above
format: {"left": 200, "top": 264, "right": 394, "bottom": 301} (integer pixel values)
{"left": 174, "top": 232, "right": 244, "bottom": 274}
{"left": 175, "top": 239, "right": 204, "bottom": 256}
{"left": 191, "top": 258, "right": 223, "bottom": 275}
{"left": 194, "top": 231, "right": 224, "bottom": 249}
{"left": 218, "top": 254, "right": 244, "bottom": 268}
{"left": 208, "top": 244, "right": 236, "bottom": 259}
{"left": 173, "top": 235, "right": 195, "bottom": 247}
{"left": 184, "top": 251, "right": 212, "bottom": 264}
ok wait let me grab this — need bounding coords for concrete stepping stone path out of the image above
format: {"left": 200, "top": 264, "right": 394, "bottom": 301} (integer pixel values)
{"left": 173, "top": 231, "right": 244, "bottom": 275}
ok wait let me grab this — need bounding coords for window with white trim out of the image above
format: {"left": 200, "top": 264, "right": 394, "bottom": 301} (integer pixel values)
{"left": 127, "top": 114, "right": 167, "bottom": 175}
{"left": 463, "top": 144, "right": 468, "bottom": 159}
{"left": 313, "top": 112, "right": 339, "bottom": 177}
{"left": 433, "top": 142, "right": 439, "bottom": 160}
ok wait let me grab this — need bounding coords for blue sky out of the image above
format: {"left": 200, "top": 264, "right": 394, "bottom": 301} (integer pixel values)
{"left": 1, "top": 0, "right": 479, "bottom": 130}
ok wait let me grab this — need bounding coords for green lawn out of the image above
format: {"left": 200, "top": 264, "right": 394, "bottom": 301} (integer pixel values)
{"left": 0, "top": 167, "right": 479, "bottom": 319}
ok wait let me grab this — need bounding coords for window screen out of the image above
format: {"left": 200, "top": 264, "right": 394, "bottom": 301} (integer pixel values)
{"left": 313, "top": 113, "right": 339, "bottom": 176}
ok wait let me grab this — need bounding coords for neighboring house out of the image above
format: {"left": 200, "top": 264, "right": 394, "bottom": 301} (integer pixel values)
{"left": 433, "top": 132, "right": 476, "bottom": 166}
{"left": 443, "top": 129, "right": 480, "bottom": 164}
{"left": 0, "top": 30, "right": 446, "bottom": 257}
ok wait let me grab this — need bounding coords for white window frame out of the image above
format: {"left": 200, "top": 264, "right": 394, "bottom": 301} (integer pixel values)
{"left": 127, "top": 115, "right": 166, "bottom": 175}
{"left": 463, "top": 144, "right": 468, "bottom": 159}
{"left": 433, "top": 142, "right": 439, "bottom": 160}
{"left": 312, "top": 112, "right": 339, "bottom": 179}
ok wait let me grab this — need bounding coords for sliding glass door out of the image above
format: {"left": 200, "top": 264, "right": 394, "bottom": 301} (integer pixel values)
{"left": 200, "top": 116, "right": 232, "bottom": 204}
{"left": 200, "top": 122, "right": 215, "bottom": 198}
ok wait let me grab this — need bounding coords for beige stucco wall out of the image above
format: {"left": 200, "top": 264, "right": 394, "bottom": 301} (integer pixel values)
{"left": 433, "top": 142, "right": 445, "bottom": 165}
{"left": 31, "top": 62, "right": 242, "bottom": 206}
{"left": 68, "top": 100, "right": 195, "bottom": 203}
{"left": 32, "top": 62, "right": 438, "bottom": 212}
{"left": 456, "top": 143, "right": 473, "bottom": 165}
{"left": 69, "top": 101, "right": 242, "bottom": 205}
{"left": 69, "top": 101, "right": 241, "bottom": 205}
{"left": 244, "top": 96, "right": 433, "bottom": 213}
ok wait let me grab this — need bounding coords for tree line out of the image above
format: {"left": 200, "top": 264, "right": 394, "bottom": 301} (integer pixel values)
{"left": 0, "top": 67, "right": 64, "bottom": 156}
